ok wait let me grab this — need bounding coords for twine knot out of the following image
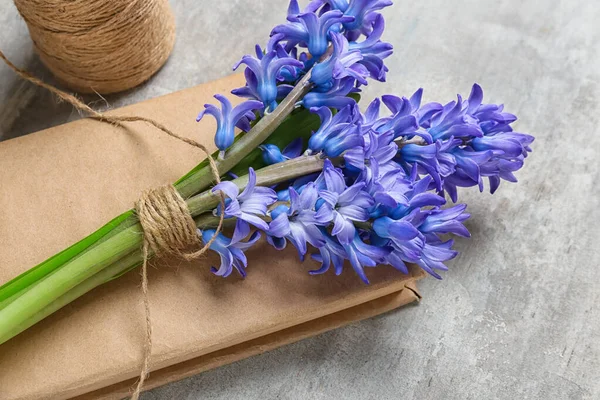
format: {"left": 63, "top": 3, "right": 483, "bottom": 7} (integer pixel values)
{"left": 136, "top": 184, "right": 199, "bottom": 257}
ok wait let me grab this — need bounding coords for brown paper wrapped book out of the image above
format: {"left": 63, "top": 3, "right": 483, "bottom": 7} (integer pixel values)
{"left": 0, "top": 74, "right": 425, "bottom": 400}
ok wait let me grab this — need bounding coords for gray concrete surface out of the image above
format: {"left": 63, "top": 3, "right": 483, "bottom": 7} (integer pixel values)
{"left": 1, "top": 0, "right": 599, "bottom": 399}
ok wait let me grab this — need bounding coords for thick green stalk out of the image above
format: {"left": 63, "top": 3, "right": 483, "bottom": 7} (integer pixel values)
{"left": 0, "top": 155, "right": 330, "bottom": 344}
{"left": 0, "top": 216, "right": 235, "bottom": 343}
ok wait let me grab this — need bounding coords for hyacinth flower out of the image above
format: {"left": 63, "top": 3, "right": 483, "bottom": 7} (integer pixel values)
{"left": 196, "top": 94, "right": 264, "bottom": 158}
{"left": 390, "top": 83, "right": 535, "bottom": 199}
{"left": 306, "top": 105, "right": 354, "bottom": 153}
{"left": 348, "top": 14, "right": 393, "bottom": 81}
{"left": 272, "top": 11, "right": 354, "bottom": 59}
{"left": 326, "top": 0, "right": 393, "bottom": 32}
{"left": 0, "top": 0, "right": 535, "bottom": 346}
{"left": 259, "top": 138, "right": 303, "bottom": 165}
{"left": 211, "top": 168, "right": 278, "bottom": 234}
{"left": 200, "top": 228, "right": 262, "bottom": 277}
{"left": 318, "top": 160, "right": 373, "bottom": 243}
{"left": 311, "top": 32, "right": 369, "bottom": 87}
{"left": 267, "top": 183, "right": 331, "bottom": 257}
{"left": 232, "top": 51, "right": 304, "bottom": 112}
{"left": 301, "top": 76, "right": 359, "bottom": 109}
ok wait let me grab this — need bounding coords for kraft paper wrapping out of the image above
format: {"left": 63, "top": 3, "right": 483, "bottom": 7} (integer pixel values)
{"left": 0, "top": 74, "right": 425, "bottom": 400}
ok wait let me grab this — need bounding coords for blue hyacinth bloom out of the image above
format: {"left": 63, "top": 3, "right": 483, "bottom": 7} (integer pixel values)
{"left": 322, "top": 124, "right": 365, "bottom": 157}
{"left": 301, "top": 76, "right": 359, "bottom": 109}
{"left": 418, "top": 204, "right": 471, "bottom": 238}
{"left": 319, "top": 160, "right": 373, "bottom": 243}
{"left": 343, "top": 232, "right": 391, "bottom": 283}
{"left": 311, "top": 32, "right": 369, "bottom": 87}
{"left": 399, "top": 142, "right": 441, "bottom": 189}
{"left": 200, "top": 229, "right": 261, "bottom": 278}
{"left": 323, "top": 0, "right": 393, "bottom": 32}
{"left": 232, "top": 51, "right": 304, "bottom": 112}
{"left": 212, "top": 168, "right": 278, "bottom": 235}
{"left": 348, "top": 14, "right": 392, "bottom": 81}
{"left": 259, "top": 138, "right": 303, "bottom": 165}
{"left": 196, "top": 95, "right": 264, "bottom": 155}
{"left": 309, "top": 228, "right": 347, "bottom": 276}
{"left": 307, "top": 105, "right": 354, "bottom": 153}
{"left": 272, "top": 11, "right": 354, "bottom": 58}
{"left": 267, "top": 182, "right": 331, "bottom": 258}
{"left": 344, "top": 128, "right": 398, "bottom": 171}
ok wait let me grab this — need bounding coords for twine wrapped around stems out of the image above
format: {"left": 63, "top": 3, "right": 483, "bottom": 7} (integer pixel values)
{"left": 0, "top": 50, "right": 225, "bottom": 399}
{"left": 13, "top": 0, "right": 176, "bottom": 94}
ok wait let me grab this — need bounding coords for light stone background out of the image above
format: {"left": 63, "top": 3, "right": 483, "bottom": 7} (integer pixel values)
{"left": 1, "top": 1, "right": 599, "bottom": 399}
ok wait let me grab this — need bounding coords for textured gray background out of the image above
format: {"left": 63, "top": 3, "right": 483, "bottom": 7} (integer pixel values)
{"left": 1, "top": 0, "right": 599, "bottom": 399}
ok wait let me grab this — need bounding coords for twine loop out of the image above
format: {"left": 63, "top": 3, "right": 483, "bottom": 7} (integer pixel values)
{"left": 136, "top": 185, "right": 200, "bottom": 257}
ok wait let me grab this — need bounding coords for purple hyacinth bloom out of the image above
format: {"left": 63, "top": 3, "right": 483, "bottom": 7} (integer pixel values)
{"left": 418, "top": 84, "right": 535, "bottom": 197}
{"left": 259, "top": 138, "right": 303, "bottom": 165}
{"left": 372, "top": 215, "right": 423, "bottom": 274}
{"left": 311, "top": 32, "right": 369, "bottom": 87}
{"left": 212, "top": 168, "right": 278, "bottom": 235}
{"left": 324, "top": 0, "right": 392, "bottom": 32}
{"left": 267, "top": 183, "right": 331, "bottom": 258}
{"left": 322, "top": 123, "right": 365, "bottom": 157}
{"left": 471, "top": 132, "right": 534, "bottom": 158}
{"left": 360, "top": 159, "right": 410, "bottom": 215}
{"left": 373, "top": 216, "right": 420, "bottom": 247}
{"left": 344, "top": 128, "right": 398, "bottom": 171}
{"left": 427, "top": 87, "right": 485, "bottom": 142}
{"left": 416, "top": 240, "right": 458, "bottom": 279}
{"left": 319, "top": 160, "right": 374, "bottom": 243}
{"left": 272, "top": 11, "right": 354, "bottom": 58}
{"left": 388, "top": 175, "right": 446, "bottom": 219}
{"left": 440, "top": 144, "right": 495, "bottom": 202}
{"left": 343, "top": 232, "right": 391, "bottom": 283}
{"left": 309, "top": 228, "right": 347, "bottom": 275}
{"left": 348, "top": 14, "right": 392, "bottom": 81}
{"left": 418, "top": 204, "right": 471, "bottom": 238}
{"left": 359, "top": 97, "right": 383, "bottom": 128}
{"left": 200, "top": 228, "right": 261, "bottom": 278}
{"left": 377, "top": 89, "right": 433, "bottom": 142}
{"left": 375, "top": 184, "right": 469, "bottom": 279}
{"left": 413, "top": 204, "right": 470, "bottom": 279}
{"left": 399, "top": 142, "right": 441, "bottom": 189}
{"left": 307, "top": 105, "right": 353, "bottom": 153}
{"left": 196, "top": 95, "right": 264, "bottom": 155}
{"left": 301, "top": 76, "right": 359, "bottom": 109}
{"left": 232, "top": 51, "right": 304, "bottom": 112}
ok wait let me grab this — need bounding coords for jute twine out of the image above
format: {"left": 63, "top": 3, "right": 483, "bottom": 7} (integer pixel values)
{"left": 13, "top": 0, "right": 176, "bottom": 94}
{"left": 0, "top": 50, "right": 226, "bottom": 400}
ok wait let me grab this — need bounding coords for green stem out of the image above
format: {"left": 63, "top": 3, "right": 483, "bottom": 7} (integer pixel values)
{"left": 0, "top": 215, "right": 235, "bottom": 343}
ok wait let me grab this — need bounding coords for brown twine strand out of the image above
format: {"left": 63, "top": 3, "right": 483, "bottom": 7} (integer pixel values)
{"left": 13, "top": 0, "right": 176, "bottom": 94}
{"left": 1, "top": 50, "right": 226, "bottom": 399}
{"left": 133, "top": 186, "right": 224, "bottom": 400}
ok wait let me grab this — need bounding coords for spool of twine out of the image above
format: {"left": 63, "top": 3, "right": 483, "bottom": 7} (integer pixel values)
{"left": 13, "top": 0, "right": 176, "bottom": 94}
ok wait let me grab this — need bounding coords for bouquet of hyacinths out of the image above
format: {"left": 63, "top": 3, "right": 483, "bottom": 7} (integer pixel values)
{"left": 0, "top": 0, "right": 533, "bottom": 345}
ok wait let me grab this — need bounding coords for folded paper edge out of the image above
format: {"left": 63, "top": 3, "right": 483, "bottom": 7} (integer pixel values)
{"left": 71, "top": 279, "right": 423, "bottom": 400}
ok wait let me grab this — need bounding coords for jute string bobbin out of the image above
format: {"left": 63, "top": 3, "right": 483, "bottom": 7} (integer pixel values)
{"left": 13, "top": 0, "right": 176, "bottom": 94}
{"left": 0, "top": 50, "right": 226, "bottom": 399}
